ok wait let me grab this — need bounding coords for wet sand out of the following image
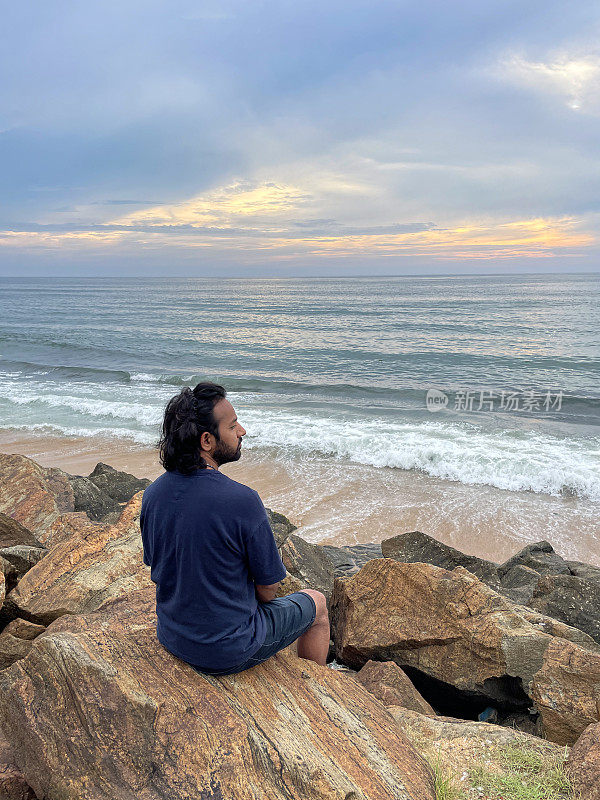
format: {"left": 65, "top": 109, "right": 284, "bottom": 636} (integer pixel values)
{"left": 1, "top": 428, "right": 599, "bottom": 567}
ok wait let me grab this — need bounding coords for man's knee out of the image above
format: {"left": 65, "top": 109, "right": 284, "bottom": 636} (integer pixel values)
{"left": 299, "top": 589, "right": 328, "bottom": 624}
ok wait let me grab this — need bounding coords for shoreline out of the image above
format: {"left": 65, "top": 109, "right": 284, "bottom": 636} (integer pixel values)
{"left": 1, "top": 427, "right": 599, "bottom": 567}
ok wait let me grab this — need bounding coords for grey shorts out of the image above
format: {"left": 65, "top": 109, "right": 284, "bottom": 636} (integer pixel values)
{"left": 190, "top": 591, "right": 317, "bottom": 676}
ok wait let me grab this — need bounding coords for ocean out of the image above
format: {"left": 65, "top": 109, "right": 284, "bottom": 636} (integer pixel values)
{"left": 1, "top": 273, "right": 599, "bottom": 561}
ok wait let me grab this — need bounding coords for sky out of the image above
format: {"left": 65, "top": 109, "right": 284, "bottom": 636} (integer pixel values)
{"left": 1, "top": 0, "right": 600, "bottom": 276}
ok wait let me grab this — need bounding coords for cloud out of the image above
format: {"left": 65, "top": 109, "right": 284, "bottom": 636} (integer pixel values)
{"left": 2, "top": 1, "right": 600, "bottom": 272}
{"left": 497, "top": 51, "right": 600, "bottom": 112}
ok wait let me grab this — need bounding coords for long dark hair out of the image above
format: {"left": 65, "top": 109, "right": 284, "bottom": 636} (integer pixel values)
{"left": 158, "top": 382, "right": 226, "bottom": 474}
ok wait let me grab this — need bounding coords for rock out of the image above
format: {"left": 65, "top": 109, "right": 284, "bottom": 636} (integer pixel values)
{"left": 5, "top": 492, "right": 151, "bottom": 626}
{"left": 356, "top": 660, "right": 435, "bottom": 715}
{"left": 276, "top": 572, "right": 305, "bottom": 597}
{"left": 0, "top": 555, "right": 19, "bottom": 594}
{"left": 0, "top": 454, "right": 74, "bottom": 540}
{"left": 389, "top": 704, "right": 565, "bottom": 749}
{"left": 389, "top": 705, "right": 568, "bottom": 788}
{"left": 69, "top": 475, "right": 122, "bottom": 522}
{"left": 266, "top": 507, "right": 296, "bottom": 547}
{"left": 0, "top": 587, "right": 436, "bottom": 800}
{"left": 0, "top": 635, "right": 34, "bottom": 671}
{"left": 0, "top": 514, "right": 42, "bottom": 550}
{"left": 515, "top": 605, "right": 594, "bottom": 645}
{"left": 87, "top": 462, "right": 151, "bottom": 503}
{"left": 0, "top": 546, "right": 47, "bottom": 582}
{"left": 381, "top": 531, "right": 501, "bottom": 589}
{"left": 498, "top": 564, "right": 541, "bottom": 605}
{"left": 566, "top": 722, "right": 600, "bottom": 800}
{"left": 0, "top": 729, "right": 36, "bottom": 800}
{"left": 0, "top": 513, "right": 47, "bottom": 584}
{"left": 529, "top": 573, "right": 600, "bottom": 644}
{"left": 42, "top": 511, "right": 107, "bottom": 550}
{"left": 566, "top": 560, "right": 600, "bottom": 584}
{"left": 0, "top": 618, "right": 46, "bottom": 670}
{"left": 0, "top": 571, "right": 4, "bottom": 612}
{"left": 280, "top": 534, "right": 335, "bottom": 602}
{"left": 1, "top": 618, "right": 46, "bottom": 641}
{"left": 331, "top": 559, "right": 600, "bottom": 744}
{"left": 321, "top": 543, "right": 383, "bottom": 577}
{"left": 498, "top": 540, "right": 570, "bottom": 578}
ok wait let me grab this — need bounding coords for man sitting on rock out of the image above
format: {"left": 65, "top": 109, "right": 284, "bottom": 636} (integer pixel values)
{"left": 140, "top": 382, "right": 330, "bottom": 676}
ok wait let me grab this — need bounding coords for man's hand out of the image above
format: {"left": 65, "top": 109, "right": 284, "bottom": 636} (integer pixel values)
{"left": 255, "top": 582, "right": 281, "bottom": 603}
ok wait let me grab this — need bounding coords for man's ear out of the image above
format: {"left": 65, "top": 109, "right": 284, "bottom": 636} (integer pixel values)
{"left": 199, "top": 430, "right": 214, "bottom": 453}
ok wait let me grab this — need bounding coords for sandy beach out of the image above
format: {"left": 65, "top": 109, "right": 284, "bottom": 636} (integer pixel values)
{"left": 2, "top": 427, "right": 599, "bottom": 568}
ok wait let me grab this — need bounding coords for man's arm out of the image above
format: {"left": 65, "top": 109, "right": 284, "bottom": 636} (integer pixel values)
{"left": 255, "top": 581, "right": 281, "bottom": 603}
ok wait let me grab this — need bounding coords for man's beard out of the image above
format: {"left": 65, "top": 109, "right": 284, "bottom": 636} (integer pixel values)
{"left": 212, "top": 437, "right": 242, "bottom": 466}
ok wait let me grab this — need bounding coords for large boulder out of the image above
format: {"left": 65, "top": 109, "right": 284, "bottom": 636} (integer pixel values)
{"left": 0, "top": 454, "right": 74, "bottom": 540}
{"left": 280, "top": 534, "right": 335, "bottom": 602}
{"left": 381, "top": 534, "right": 600, "bottom": 646}
{"left": 0, "top": 587, "right": 435, "bottom": 800}
{"left": 566, "top": 722, "right": 600, "bottom": 800}
{"left": 87, "top": 462, "right": 151, "bottom": 503}
{"left": 355, "top": 660, "right": 435, "bottom": 715}
{"left": 4, "top": 492, "right": 150, "bottom": 626}
{"left": 331, "top": 559, "right": 600, "bottom": 744}
{"left": 381, "top": 531, "right": 501, "bottom": 589}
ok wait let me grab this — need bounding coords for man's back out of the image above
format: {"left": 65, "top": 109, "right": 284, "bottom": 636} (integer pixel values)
{"left": 140, "top": 468, "right": 286, "bottom": 670}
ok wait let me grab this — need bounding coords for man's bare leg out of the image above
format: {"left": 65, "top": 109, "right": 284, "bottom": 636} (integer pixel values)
{"left": 296, "top": 589, "right": 330, "bottom": 666}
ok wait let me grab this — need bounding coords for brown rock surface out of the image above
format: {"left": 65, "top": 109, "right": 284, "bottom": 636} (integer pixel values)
{"left": 0, "top": 514, "right": 42, "bottom": 550}
{"left": 0, "top": 586, "right": 435, "bottom": 800}
{"left": 389, "top": 706, "right": 569, "bottom": 793}
{"left": 0, "top": 618, "right": 46, "bottom": 670}
{"left": 356, "top": 660, "right": 435, "bottom": 715}
{"left": 0, "top": 546, "right": 47, "bottom": 585}
{"left": 1, "top": 618, "right": 46, "bottom": 641}
{"left": 6, "top": 491, "right": 151, "bottom": 625}
{"left": 276, "top": 572, "right": 305, "bottom": 597}
{"left": 389, "top": 704, "right": 566, "bottom": 749}
{"left": 0, "top": 729, "right": 36, "bottom": 800}
{"left": 42, "top": 511, "right": 109, "bottom": 550}
{"left": 0, "top": 555, "right": 18, "bottom": 594}
{"left": 0, "top": 454, "right": 74, "bottom": 540}
{"left": 566, "top": 721, "right": 600, "bottom": 800}
{"left": 331, "top": 559, "right": 600, "bottom": 744}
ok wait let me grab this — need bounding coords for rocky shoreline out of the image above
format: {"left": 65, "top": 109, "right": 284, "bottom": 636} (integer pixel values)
{"left": 0, "top": 451, "right": 597, "bottom": 799}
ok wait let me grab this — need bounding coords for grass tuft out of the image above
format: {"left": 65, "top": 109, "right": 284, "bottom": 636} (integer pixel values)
{"left": 430, "top": 750, "right": 465, "bottom": 800}
{"left": 468, "top": 743, "right": 576, "bottom": 800}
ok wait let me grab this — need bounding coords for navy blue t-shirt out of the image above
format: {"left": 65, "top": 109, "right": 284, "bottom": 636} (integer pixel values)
{"left": 140, "top": 468, "right": 287, "bottom": 670}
